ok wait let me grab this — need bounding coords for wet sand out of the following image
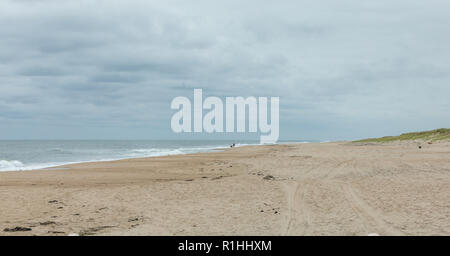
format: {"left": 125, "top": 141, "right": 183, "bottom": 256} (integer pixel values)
{"left": 0, "top": 141, "right": 449, "bottom": 236}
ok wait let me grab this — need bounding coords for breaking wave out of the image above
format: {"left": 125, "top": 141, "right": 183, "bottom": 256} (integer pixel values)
{"left": 0, "top": 160, "right": 25, "bottom": 170}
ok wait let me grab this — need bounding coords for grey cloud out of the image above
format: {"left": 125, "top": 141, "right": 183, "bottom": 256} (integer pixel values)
{"left": 1, "top": 0, "right": 450, "bottom": 140}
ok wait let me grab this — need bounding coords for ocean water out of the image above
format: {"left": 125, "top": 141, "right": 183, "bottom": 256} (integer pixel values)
{"left": 0, "top": 140, "right": 259, "bottom": 171}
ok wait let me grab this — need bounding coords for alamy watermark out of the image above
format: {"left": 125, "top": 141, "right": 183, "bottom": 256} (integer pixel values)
{"left": 170, "top": 89, "right": 279, "bottom": 144}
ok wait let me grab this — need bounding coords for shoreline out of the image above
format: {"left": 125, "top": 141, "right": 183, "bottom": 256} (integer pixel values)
{"left": 1, "top": 141, "right": 449, "bottom": 236}
{"left": 0, "top": 141, "right": 313, "bottom": 173}
{"left": 0, "top": 143, "right": 253, "bottom": 173}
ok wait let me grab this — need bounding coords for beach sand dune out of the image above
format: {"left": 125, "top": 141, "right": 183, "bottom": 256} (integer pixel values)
{"left": 0, "top": 142, "right": 449, "bottom": 236}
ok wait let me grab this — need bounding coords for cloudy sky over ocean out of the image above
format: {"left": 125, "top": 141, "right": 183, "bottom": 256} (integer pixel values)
{"left": 1, "top": 0, "right": 449, "bottom": 141}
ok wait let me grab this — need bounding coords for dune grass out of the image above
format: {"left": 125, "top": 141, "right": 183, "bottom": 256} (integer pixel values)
{"left": 354, "top": 128, "right": 450, "bottom": 143}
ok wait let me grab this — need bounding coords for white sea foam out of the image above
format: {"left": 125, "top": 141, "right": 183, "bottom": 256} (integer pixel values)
{"left": 126, "top": 148, "right": 185, "bottom": 157}
{"left": 0, "top": 160, "right": 64, "bottom": 172}
{"left": 0, "top": 160, "right": 25, "bottom": 170}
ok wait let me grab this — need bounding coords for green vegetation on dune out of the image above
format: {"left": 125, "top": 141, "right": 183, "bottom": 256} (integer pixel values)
{"left": 354, "top": 128, "right": 450, "bottom": 143}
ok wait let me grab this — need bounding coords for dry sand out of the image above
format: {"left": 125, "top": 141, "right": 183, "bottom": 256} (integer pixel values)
{"left": 0, "top": 141, "right": 449, "bottom": 236}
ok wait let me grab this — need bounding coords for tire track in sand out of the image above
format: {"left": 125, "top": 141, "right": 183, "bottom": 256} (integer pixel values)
{"left": 284, "top": 182, "right": 311, "bottom": 235}
{"left": 342, "top": 184, "right": 403, "bottom": 236}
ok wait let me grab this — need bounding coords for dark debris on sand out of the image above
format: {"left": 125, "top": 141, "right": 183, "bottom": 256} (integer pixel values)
{"left": 3, "top": 226, "right": 32, "bottom": 232}
{"left": 263, "top": 175, "right": 275, "bottom": 180}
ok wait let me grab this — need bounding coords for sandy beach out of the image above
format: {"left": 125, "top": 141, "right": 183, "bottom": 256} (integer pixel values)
{"left": 0, "top": 141, "right": 449, "bottom": 236}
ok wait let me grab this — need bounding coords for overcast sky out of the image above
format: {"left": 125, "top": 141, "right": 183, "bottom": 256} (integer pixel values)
{"left": 1, "top": 0, "right": 449, "bottom": 140}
